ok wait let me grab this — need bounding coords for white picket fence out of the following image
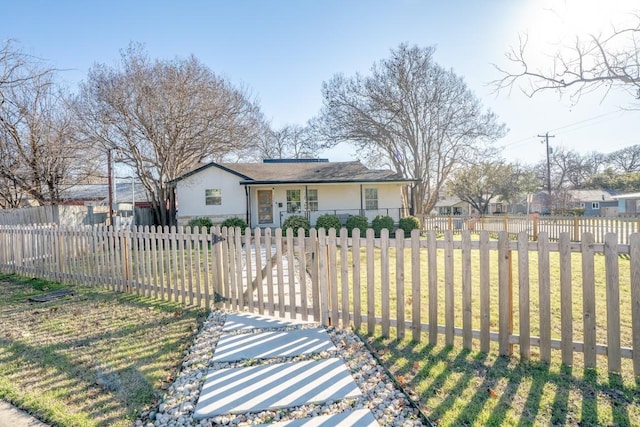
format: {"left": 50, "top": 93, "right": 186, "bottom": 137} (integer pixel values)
{"left": 1, "top": 224, "right": 639, "bottom": 376}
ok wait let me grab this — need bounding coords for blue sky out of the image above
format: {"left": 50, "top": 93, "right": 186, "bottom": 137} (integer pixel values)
{"left": 3, "top": 0, "right": 638, "bottom": 165}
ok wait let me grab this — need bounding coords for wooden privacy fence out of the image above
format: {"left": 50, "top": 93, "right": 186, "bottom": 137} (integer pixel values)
{"left": 1, "top": 225, "right": 639, "bottom": 376}
{"left": 422, "top": 214, "right": 640, "bottom": 244}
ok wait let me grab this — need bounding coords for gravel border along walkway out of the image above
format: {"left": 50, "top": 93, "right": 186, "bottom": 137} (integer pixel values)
{"left": 137, "top": 310, "right": 431, "bottom": 426}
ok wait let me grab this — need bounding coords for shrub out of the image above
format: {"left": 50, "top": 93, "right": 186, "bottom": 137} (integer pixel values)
{"left": 187, "top": 217, "right": 213, "bottom": 231}
{"left": 221, "top": 217, "right": 248, "bottom": 232}
{"left": 565, "top": 207, "right": 585, "bottom": 216}
{"left": 372, "top": 215, "right": 394, "bottom": 237}
{"left": 315, "top": 214, "right": 342, "bottom": 232}
{"left": 282, "top": 215, "right": 310, "bottom": 235}
{"left": 398, "top": 216, "right": 421, "bottom": 235}
{"left": 346, "top": 215, "right": 368, "bottom": 237}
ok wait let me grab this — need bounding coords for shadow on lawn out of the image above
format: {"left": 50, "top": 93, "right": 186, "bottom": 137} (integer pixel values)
{"left": 0, "top": 278, "right": 206, "bottom": 426}
{"left": 367, "top": 336, "right": 637, "bottom": 426}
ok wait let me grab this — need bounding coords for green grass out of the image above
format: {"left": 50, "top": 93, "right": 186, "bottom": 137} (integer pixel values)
{"left": 333, "top": 235, "right": 640, "bottom": 426}
{"left": 0, "top": 274, "right": 207, "bottom": 426}
{"left": 336, "top": 239, "right": 633, "bottom": 350}
{"left": 365, "top": 333, "right": 639, "bottom": 426}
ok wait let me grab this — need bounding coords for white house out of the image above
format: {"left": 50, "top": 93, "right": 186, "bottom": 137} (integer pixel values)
{"left": 170, "top": 159, "right": 416, "bottom": 228}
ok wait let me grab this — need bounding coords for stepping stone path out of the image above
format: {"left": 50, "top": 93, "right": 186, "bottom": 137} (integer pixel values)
{"left": 194, "top": 312, "right": 380, "bottom": 426}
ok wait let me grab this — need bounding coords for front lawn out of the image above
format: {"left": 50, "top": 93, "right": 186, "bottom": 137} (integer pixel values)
{"left": 0, "top": 274, "right": 207, "bottom": 426}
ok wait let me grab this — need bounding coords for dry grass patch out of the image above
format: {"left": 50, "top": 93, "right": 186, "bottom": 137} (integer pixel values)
{"left": 0, "top": 274, "right": 207, "bottom": 426}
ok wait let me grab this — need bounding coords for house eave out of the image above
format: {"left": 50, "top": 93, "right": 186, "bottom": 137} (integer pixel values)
{"left": 168, "top": 162, "right": 252, "bottom": 185}
{"left": 239, "top": 179, "right": 419, "bottom": 185}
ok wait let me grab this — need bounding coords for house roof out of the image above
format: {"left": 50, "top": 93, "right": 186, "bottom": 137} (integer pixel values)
{"left": 60, "top": 182, "right": 150, "bottom": 204}
{"left": 613, "top": 192, "right": 640, "bottom": 200}
{"left": 434, "top": 197, "right": 467, "bottom": 207}
{"left": 568, "top": 189, "right": 614, "bottom": 202}
{"left": 170, "top": 160, "right": 416, "bottom": 185}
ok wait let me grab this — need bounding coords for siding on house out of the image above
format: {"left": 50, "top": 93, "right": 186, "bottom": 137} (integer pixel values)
{"left": 176, "top": 166, "right": 247, "bottom": 226}
{"left": 614, "top": 192, "right": 640, "bottom": 215}
{"left": 260, "top": 182, "right": 404, "bottom": 227}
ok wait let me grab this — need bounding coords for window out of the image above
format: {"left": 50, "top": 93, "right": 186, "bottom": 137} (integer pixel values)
{"left": 205, "top": 189, "right": 221, "bottom": 205}
{"left": 365, "top": 188, "right": 378, "bottom": 210}
{"left": 287, "top": 190, "right": 301, "bottom": 213}
{"left": 592, "top": 202, "right": 600, "bottom": 210}
{"left": 307, "top": 189, "right": 318, "bottom": 212}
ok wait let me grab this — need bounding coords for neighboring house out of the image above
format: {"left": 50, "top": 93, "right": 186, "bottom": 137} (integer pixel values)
{"left": 60, "top": 182, "right": 150, "bottom": 208}
{"left": 432, "top": 197, "right": 472, "bottom": 216}
{"left": 613, "top": 192, "right": 640, "bottom": 216}
{"left": 59, "top": 182, "right": 154, "bottom": 226}
{"left": 526, "top": 191, "right": 551, "bottom": 215}
{"left": 170, "top": 159, "right": 416, "bottom": 228}
{"left": 488, "top": 196, "right": 509, "bottom": 215}
{"left": 568, "top": 189, "right": 617, "bottom": 217}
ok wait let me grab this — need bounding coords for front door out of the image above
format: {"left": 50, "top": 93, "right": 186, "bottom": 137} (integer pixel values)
{"left": 257, "top": 190, "right": 273, "bottom": 224}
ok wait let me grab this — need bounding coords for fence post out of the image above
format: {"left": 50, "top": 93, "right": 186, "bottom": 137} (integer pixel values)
{"left": 498, "top": 231, "right": 513, "bottom": 356}
{"left": 380, "top": 228, "right": 390, "bottom": 337}
{"left": 427, "top": 230, "right": 438, "bottom": 345}
{"left": 518, "top": 231, "right": 530, "bottom": 361}
{"left": 349, "top": 227, "right": 361, "bottom": 328}
{"left": 532, "top": 215, "right": 539, "bottom": 241}
{"left": 366, "top": 228, "right": 376, "bottom": 334}
{"left": 462, "top": 230, "right": 472, "bottom": 350}
{"left": 444, "top": 230, "right": 454, "bottom": 346}
{"left": 328, "top": 227, "right": 339, "bottom": 326}
{"left": 411, "top": 228, "right": 421, "bottom": 342}
{"left": 538, "top": 232, "right": 551, "bottom": 361}
{"left": 479, "top": 231, "right": 490, "bottom": 353}
{"left": 309, "top": 228, "right": 320, "bottom": 322}
{"left": 123, "top": 228, "right": 130, "bottom": 290}
{"left": 317, "top": 228, "right": 329, "bottom": 326}
{"left": 395, "top": 228, "right": 405, "bottom": 340}
{"left": 582, "top": 232, "right": 596, "bottom": 369}
{"left": 297, "top": 228, "right": 307, "bottom": 321}
{"left": 605, "top": 233, "right": 621, "bottom": 372}
{"left": 630, "top": 233, "right": 640, "bottom": 377}
{"left": 573, "top": 217, "right": 580, "bottom": 242}
{"left": 559, "top": 233, "right": 573, "bottom": 366}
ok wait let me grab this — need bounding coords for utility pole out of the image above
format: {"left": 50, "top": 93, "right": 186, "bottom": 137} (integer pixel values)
{"left": 107, "top": 148, "right": 114, "bottom": 227}
{"left": 538, "top": 132, "right": 555, "bottom": 213}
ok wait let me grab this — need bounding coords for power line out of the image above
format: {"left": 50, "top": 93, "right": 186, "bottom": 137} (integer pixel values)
{"left": 547, "top": 108, "right": 623, "bottom": 133}
{"left": 502, "top": 108, "right": 624, "bottom": 149}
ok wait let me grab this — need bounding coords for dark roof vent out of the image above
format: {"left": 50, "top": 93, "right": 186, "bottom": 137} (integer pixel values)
{"left": 262, "top": 158, "right": 329, "bottom": 163}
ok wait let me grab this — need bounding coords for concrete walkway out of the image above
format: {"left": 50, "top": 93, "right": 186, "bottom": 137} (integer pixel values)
{"left": 194, "top": 312, "right": 380, "bottom": 426}
{"left": 0, "top": 401, "right": 48, "bottom": 427}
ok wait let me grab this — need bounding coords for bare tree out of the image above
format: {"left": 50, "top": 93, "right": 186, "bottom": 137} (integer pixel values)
{"left": 607, "top": 144, "right": 640, "bottom": 172}
{"left": 537, "top": 147, "right": 604, "bottom": 190}
{"left": 314, "top": 44, "right": 505, "bottom": 214}
{"left": 0, "top": 168, "right": 23, "bottom": 209}
{"left": 252, "top": 124, "right": 319, "bottom": 160}
{"left": 0, "top": 40, "right": 51, "bottom": 101}
{"left": 494, "top": 12, "right": 640, "bottom": 105}
{"left": 0, "top": 41, "right": 89, "bottom": 206}
{"left": 74, "top": 44, "right": 265, "bottom": 226}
